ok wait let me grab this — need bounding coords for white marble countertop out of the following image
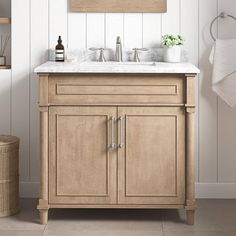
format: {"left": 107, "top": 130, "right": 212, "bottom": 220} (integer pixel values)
{"left": 34, "top": 61, "right": 200, "bottom": 74}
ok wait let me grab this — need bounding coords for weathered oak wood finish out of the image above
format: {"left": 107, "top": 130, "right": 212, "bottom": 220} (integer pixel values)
{"left": 0, "top": 17, "right": 11, "bottom": 24}
{"left": 49, "top": 75, "right": 184, "bottom": 105}
{"left": 185, "top": 75, "right": 197, "bottom": 225}
{"left": 49, "top": 106, "right": 117, "bottom": 205}
{"left": 37, "top": 73, "right": 197, "bottom": 225}
{"left": 118, "top": 107, "right": 185, "bottom": 205}
{"left": 37, "top": 75, "right": 49, "bottom": 225}
{"left": 70, "top": 0, "right": 167, "bottom": 13}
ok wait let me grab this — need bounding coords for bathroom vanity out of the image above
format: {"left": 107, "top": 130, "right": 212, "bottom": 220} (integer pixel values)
{"left": 35, "top": 61, "right": 199, "bottom": 225}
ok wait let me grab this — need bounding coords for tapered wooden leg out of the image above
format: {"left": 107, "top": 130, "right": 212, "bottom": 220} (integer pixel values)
{"left": 186, "top": 210, "right": 195, "bottom": 225}
{"left": 39, "top": 209, "right": 48, "bottom": 225}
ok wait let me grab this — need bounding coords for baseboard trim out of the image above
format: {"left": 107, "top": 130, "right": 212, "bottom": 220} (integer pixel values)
{"left": 20, "top": 182, "right": 40, "bottom": 198}
{"left": 19, "top": 182, "right": 236, "bottom": 199}
{"left": 196, "top": 183, "right": 236, "bottom": 199}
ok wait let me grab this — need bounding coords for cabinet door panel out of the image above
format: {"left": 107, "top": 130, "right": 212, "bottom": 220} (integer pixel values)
{"left": 49, "top": 106, "right": 117, "bottom": 204}
{"left": 118, "top": 107, "right": 185, "bottom": 205}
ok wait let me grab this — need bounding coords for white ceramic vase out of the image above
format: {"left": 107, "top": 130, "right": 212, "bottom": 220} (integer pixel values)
{"left": 163, "top": 46, "right": 182, "bottom": 63}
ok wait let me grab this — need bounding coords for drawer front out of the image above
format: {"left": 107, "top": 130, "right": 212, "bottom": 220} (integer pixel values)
{"left": 49, "top": 75, "right": 184, "bottom": 105}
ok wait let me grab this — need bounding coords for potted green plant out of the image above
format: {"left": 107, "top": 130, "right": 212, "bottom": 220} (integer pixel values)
{"left": 162, "top": 34, "right": 184, "bottom": 63}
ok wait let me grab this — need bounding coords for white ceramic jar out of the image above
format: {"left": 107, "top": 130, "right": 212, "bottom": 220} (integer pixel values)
{"left": 163, "top": 46, "right": 182, "bottom": 63}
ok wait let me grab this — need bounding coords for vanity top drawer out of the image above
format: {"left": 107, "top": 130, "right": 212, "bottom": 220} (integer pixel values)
{"left": 48, "top": 75, "right": 185, "bottom": 105}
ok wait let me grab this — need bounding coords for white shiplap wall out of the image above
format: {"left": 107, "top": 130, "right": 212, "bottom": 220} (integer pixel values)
{"left": 0, "top": 0, "right": 236, "bottom": 198}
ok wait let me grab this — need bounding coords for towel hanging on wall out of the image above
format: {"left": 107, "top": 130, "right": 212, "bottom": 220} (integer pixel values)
{"left": 209, "top": 39, "right": 236, "bottom": 108}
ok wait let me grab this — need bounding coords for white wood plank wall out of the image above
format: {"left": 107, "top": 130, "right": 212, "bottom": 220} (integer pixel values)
{"left": 0, "top": 0, "right": 236, "bottom": 197}
{"left": 0, "top": 0, "right": 11, "bottom": 65}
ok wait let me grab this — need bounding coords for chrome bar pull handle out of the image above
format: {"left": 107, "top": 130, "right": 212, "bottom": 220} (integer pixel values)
{"left": 119, "top": 116, "right": 124, "bottom": 148}
{"left": 110, "top": 116, "right": 116, "bottom": 149}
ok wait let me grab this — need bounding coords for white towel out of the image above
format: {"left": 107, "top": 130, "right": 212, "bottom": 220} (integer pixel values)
{"left": 209, "top": 39, "right": 236, "bottom": 108}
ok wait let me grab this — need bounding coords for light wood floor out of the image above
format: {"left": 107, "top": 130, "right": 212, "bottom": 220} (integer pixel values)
{"left": 0, "top": 199, "right": 236, "bottom": 235}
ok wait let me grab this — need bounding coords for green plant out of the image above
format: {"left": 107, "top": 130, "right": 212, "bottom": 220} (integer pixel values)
{"left": 162, "top": 34, "right": 184, "bottom": 47}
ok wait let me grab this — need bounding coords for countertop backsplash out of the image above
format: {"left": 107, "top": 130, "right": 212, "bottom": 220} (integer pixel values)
{"left": 48, "top": 48, "right": 188, "bottom": 63}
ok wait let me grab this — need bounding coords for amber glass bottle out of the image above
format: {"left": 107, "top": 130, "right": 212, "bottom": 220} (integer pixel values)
{"left": 55, "top": 36, "right": 65, "bottom": 62}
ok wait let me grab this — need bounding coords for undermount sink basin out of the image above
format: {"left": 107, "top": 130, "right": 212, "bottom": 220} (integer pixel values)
{"left": 79, "top": 61, "right": 157, "bottom": 66}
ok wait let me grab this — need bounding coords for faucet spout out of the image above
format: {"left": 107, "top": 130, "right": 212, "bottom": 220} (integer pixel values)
{"left": 115, "top": 36, "right": 123, "bottom": 62}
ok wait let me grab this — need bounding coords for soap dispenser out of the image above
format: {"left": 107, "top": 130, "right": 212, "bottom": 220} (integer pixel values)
{"left": 55, "top": 36, "right": 65, "bottom": 62}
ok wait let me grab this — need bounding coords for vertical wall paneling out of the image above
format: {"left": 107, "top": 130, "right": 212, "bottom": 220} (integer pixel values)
{"left": 2, "top": 0, "right": 236, "bottom": 197}
{"left": 162, "top": 0, "right": 180, "bottom": 35}
{"left": 11, "top": 0, "right": 30, "bottom": 181}
{"left": 143, "top": 14, "right": 162, "bottom": 48}
{"left": 181, "top": 0, "right": 199, "bottom": 66}
{"left": 217, "top": 0, "right": 236, "bottom": 182}
{"left": 181, "top": 0, "right": 199, "bottom": 180}
{"left": 0, "top": 25, "right": 11, "bottom": 65}
{"left": 0, "top": 0, "right": 11, "bottom": 65}
{"left": 68, "top": 13, "right": 86, "bottom": 49}
{"left": 86, "top": 13, "right": 105, "bottom": 48}
{"left": 123, "top": 14, "right": 143, "bottom": 49}
{"left": 0, "top": 70, "right": 11, "bottom": 134}
{"left": 49, "top": 0, "right": 68, "bottom": 49}
{"left": 198, "top": 0, "right": 218, "bottom": 182}
{"left": 30, "top": 0, "right": 49, "bottom": 182}
{"left": 105, "top": 13, "right": 124, "bottom": 49}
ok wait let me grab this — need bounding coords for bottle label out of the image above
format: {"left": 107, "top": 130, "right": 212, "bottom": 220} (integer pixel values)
{"left": 56, "top": 50, "right": 64, "bottom": 61}
{"left": 56, "top": 54, "right": 64, "bottom": 58}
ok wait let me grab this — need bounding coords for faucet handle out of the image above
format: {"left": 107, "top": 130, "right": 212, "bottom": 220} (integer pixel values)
{"left": 89, "top": 47, "right": 105, "bottom": 51}
{"left": 132, "top": 48, "right": 149, "bottom": 62}
{"left": 89, "top": 47, "right": 107, "bottom": 62}
{"left": 133, "top": 48, "right": 149, "bottom": 51}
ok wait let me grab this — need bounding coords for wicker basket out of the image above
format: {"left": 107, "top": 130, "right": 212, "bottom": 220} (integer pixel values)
{"left": 0, "top": 135, "right": 20, "bottom": 217}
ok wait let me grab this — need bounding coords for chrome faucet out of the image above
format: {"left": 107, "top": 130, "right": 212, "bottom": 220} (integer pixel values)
{"left": 132, "top": 48, "right": 149, "bottom": 62}
{"left": 115, "top": 36, "right": 123, "bottom": 62}
{"left": 89, "top": 47, "right": 106, "bottom": 62}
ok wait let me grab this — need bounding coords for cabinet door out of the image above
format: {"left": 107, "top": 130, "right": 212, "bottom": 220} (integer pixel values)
{"left": 118, "top": 107, "right": 185, "bottom": 205}
{"left": 49, "top": 106, "right": 117, "bottom": 204}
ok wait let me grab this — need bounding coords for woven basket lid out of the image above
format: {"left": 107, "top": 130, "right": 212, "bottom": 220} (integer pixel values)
{"left": 0, "top": 135, "right": 19, "bottom": 146}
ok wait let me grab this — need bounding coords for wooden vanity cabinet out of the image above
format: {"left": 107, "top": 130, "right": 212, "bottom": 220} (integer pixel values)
{"left": 37, "top": 73, "right": 197, "bottom": 225}
{"left": 49, "top": 106, "right": 117, "bottom": 205}
{"left": 117, "top": 106, "right": 185, "bottom": 205}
